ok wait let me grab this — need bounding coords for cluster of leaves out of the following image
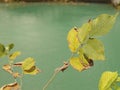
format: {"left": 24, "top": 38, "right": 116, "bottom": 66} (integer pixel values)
{"left": 67, "top": 13, "right": 118, "bottom": 71}
{"left": 99, "top": 71, "right": 120, "bottom": 90}
{"left": 0, "top": 43, "right": 40, "bottom": 90}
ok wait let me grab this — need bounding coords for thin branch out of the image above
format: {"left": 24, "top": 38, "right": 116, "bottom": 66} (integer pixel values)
{"left": 42, "top": 62, "right": 69, "bottom": 90}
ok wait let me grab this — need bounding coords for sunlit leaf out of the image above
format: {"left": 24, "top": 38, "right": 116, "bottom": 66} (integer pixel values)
{"left": 67, "top": 27, "right": 80, "bottom": 53}
{"left": 90, "top": 13, "right": 118, "bottom": 37}
{"left": 9, "top": 51, "right": 21, "bottom": 60}
{"left": 70, "top": 54, "right": 91, "bottom": 71}
{"left": 22, "top": 57, "right": 40, "bottom": 75}
{"left": 99, "top": 71, "right": 118, "bottom": 90}
{"left": 23, "top": 66, "right": 40, "bottom": 75}
{"left": 78, "top": 22, "right": 91, "bottom": 43}
{"left": 22, "top": 57, "right": 35, "bottom": 71}
{"left": 0, "top": 82, "right": 20, "bottom": 90}
{"left": 0, "top": 43, "right": 5, "bottom": 57}
{"left": 83, "top": 38, "right": 105, "bottom": 60}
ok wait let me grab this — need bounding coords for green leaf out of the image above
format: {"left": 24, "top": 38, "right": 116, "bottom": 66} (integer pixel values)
{"left": 67, "top": 27, "right": 80, "bottom": 53}
{"left": 0, "top": 43, "right": 5, "bottom": 57}
{"left": 83, "top": 38, "right": 105, "bottom": 60}
{"left": 22, "top": 57, "right": 35, "bottom": 71}
{"left": 90, "top": 13, "right": 118, "bottom": 37}
{"left": 78, "top": 22, "right": 91, "bottom": 43}
{"left": 99, "top": 71, "right": 118, "bottom": 90}
{"left": 6, "top": 43, "right": 14, "bottom": 52}
{"left": 9, "top": 51, "right": 21, "bottom": 60}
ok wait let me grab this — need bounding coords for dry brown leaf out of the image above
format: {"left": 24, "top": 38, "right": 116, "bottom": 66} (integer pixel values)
{"left": 2, "top": 64, "right": 12, "bottom": 74}
{"left": 0, "top": 82, "right": 20, "bottom": 90}
{"left": 55, "top": 62, "right": 69, "bottom": 72}
{"left": 13, "top": 62, "right": 23, "bottom": 67}
{"left": 12, "top": 72, "right": 21, "bottom": 78}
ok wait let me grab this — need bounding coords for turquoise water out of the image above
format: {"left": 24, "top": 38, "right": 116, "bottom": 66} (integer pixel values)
{"left": 0, "top": 3, "right": 120, "bottom": 90}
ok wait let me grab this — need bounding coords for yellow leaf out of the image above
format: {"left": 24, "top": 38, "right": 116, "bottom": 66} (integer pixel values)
{"left": 83, "top": 39, "right": 105, "bottom": 60}
{"left": 70, "top": 55, "right": 91, "bottom": 72}
{"left": 67, "top": 27, "right": 80, "bottom": 53}
{"left": 78, "top": 22, "right": 91, "bottom": 43}
{"left": 99, "top": 71, "right": 118, "bottom": 90}
{"left": 22, "top": 57, "right": 35, "bottom": 71}
{"left": 23, "top": 66, "right": 40, "bottom": 75}
{"left": 9, "top": 51, "right": 21, "bottom": 60}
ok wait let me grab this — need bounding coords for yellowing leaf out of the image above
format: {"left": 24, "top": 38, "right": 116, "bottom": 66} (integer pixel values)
{"left": 23, "top": 66, "right": 40, "bottom": 75}
{"left": 22, "top": 57, "right": 40, "bottom": 75}
{"left": 9, "top": 51, "right": 21, "bottom": 60}
{"left": 99, "top": 71, "right": 118, "bottom": 90}
{"left": 0, "top": 82, "right": 20, "bottom": 90}
{"left": 90, "top": 13, "right": 118, "bottom": 37}
{"left": 67, "top": 27, "right": 80, "bottom": 53}
{"left": 70, "top": 55, "right": 91, "bottom": 72}
{"left": 22, "top": 57, "right": 35, "bottom": 71}
{"left": 78, "top": 22, "right": 91, "bottom": 43}
{"left": 83, "top": 38, "right": 105, "bottom": 60}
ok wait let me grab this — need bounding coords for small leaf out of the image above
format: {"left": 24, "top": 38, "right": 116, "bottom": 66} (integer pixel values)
{"left": 83, "top": 38, "right": 105, "bottom": 60}
{"left": 22, "top": 57, "right": 40, "bottom": 75}
{"left": 2, "top": 64, "right": 12, "bottom": 74}
{"left": 23, "top": 66, "right": 40, "bottom": 75}
{"left": 99, "top": 71, "right": 118, "bottom": 90}
{"left": 90, "top": 13, "right": 118, "bottom": 37}
{"left": 67, "top": 27, "right": 80, "bottom": 53}
{"left": 22, "top": 57, "right": 35, "bottom": 71}
{"left": 9, "top": 51, "right": 21, "bottom": 60}
{"left": 0, "top": 43, "right": 5, "bottom": 57}
{"left": 55, "top": 62, "right": 69, "bottom": 72}
{"left": 6, "top": 43, "right": 14, "bottom": 52}
{"left": 0, "top": 82, "right": 20, "bottom": 90}
{"left": 12, "top": 72, "right": 21, "bottom": 78}
{"left": 78, "top": 22, "right": 91, "bottom": 43}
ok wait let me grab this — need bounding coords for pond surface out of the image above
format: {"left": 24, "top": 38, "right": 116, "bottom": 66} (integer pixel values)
{"left": 0, "top": 3, "right": 120, "bottom": 90}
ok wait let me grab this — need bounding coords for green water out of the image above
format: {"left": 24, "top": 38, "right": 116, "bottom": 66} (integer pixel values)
{"left": 0, "top": 3, "right": 120, "bottom": 90}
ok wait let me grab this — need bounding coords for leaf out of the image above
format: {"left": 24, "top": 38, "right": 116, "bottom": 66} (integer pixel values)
{"left": 12, "top": 72, "right": 21, "bottom": 78}
{"left": 9, "top": 51, "right": 21, "bottom": 60}
{"left": 90, "top": 13, "right": 118, "bottom": 37}
{"left": 67, "top": 27, "right": 80, "bottom": 53}
{"left": 78, "top": 22, "right": 91, "bottom": 43}
{"left": 55, "top": 62, "right": 69, "bottom": 72}
{"left": 2, "top": 64, "right": 12, "bottom": 74}
{"left": 116, "top": 77, "right": 120, "bottom": 82}
{"left": 83, "top": 38, "right": 105, "bottom": 60}
{"left": 22, "top": 57, "right": 35, "bottom": 71}
{"left": 5, "top": 43, "right": 14, "bottom": 52}
{"left": 23, "top": 66, "right": 40, "bottom": 75}
{"left": 0, "top": 82, "right": 20, "bottom": 90}
{"left": 0, "top": 43, "right": 5, "bottom": 57}
{"left": 99, "top": 71, "right": 118, "bottom": 90}
{"left": 22, "top": 57, "right": 40, "bottom": 75}
{"left": 70, "top": 55, "right": 91, "bottom": 71}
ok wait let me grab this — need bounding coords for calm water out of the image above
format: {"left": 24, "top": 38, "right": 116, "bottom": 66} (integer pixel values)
{"left": 0, "top": 3, "right": 120, "bottom": 90}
